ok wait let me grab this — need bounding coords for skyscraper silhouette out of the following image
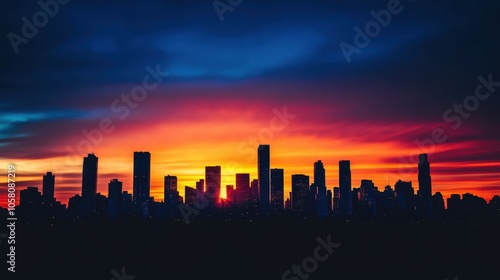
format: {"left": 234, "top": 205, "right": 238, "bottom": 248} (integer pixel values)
{"left": 258, "top": 144, "right": 270, "bottom": 214}
{"left": 359, "top": 179, "right": 376, "bottom": 216}
{"left": 333, "top": 187, "right": 340, "bottom": 215}
{"left": 82, "top": 153, "right": 98, "bottom": 217}
{"left": 417, "top": 154, "right": 432, "bottom": 218}
{"left": 291, "top": 174, "right": 310, "bottom": 215}
{"left": 42, "top": 171, "right": 55, "bottom": 201}
{"left": 394, "top": 179, "right": 415, "bottom": 215}
{"left": 185, "top": 186, "right": 197, "bottom": 207}
{"left": 339, "top": 160, "right": 352, "bottom": 216}
{"left": 271, "top": 168, "right": 284, "bottom": 213}
{"left": 314, "top": 160, "right": 328, "bottom": 217}
{"left": 133, "top": 151, "right": 151, "bottom": 217}
{"left": 205, "top": 166, "right": 221, "bottom": 205}
{"left": 164, "top": 175, "right": 178, "bottom": 198}
{"left": 236, "top": 173, "right": 250, "bottom": 205}
{"left": 196, "top": 179, "right": 205, "bottom": 193}
{"left": 108, "top": 179, "right": 122, "bottom": 219}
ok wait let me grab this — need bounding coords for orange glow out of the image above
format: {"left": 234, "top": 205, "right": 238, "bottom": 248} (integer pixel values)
{"left": 1, "top": 83, "right": 499, "bottom": 208}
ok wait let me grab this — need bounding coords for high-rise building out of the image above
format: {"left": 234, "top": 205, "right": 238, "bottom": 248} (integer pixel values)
{"left": 164, "top": 175, "right": 178, "bottom": 199}
{"left": 314, "top": 160, "right": 328, "bottom": 218}
{"left": 432, "top": 192, "right": 445, "bottom": 216}
{"left": 447, "top": 194, "right": 461, "bottom": 212}
{"left": 196, "top": 179, "right": 205, "bottom": 193}
{"left": 326, "top": 189, "right": 333, "bottom": 215}
{"left": 205, "top": 166, "right": 221, "bottom": 205}
{"left": 133, "top": 151, "right": 151, "bottom": 217}
{"left": 236, "top": 173, "right": 250, "bottom": 205}
{"left": 19, "top": 186, "right": 42, "bottom": 218}
{"left": 226, "top": 185, "right": 235, "bottom": 202}
{"left": 339, "top": 160, "right": 352, "bottom": 216}
{"left": 314, "top": 160, "right": 326, "bottom": 187}
{"left": 185, "top": 186, "right": 197, "bottom": 207}
{"left": 417, "top": 154, "right": 432, "bottom": 218}
{"left": 108, "top": 179, "right": 122, "bottom": 219}
{"left": 291, "top": 174, "right": 310, "bottom": 215}
{"left": 82, "top": 153, "right": 98, "bottom": 217}
{"left": 258, "top": 144, "right": 270, "bottom": 214}
{"left": 394, "top": 179, "right": 415, "bottom": 214}
{"left": 20, "top": 186, "right": 42, "bottom": 208}
{"left": 360, "top": 179, "right": 376, "bottom": 216}
{"left": 42, "top": 171, "right": 55, "bottom": 201}
{"left": 271, "top": 168, "right": 284, "bottom": 213}
{"left": 333, "top": 187, "right": 340, "bottom": 215}
{"left": 251, "top": 179, "right": 259, "bottom": 202}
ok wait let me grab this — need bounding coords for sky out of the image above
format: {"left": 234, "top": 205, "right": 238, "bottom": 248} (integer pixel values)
{"left": 0, "top": 0, "right": 499, "bottom": 208}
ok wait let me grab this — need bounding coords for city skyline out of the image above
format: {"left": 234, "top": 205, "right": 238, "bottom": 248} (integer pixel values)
{"left": 1, "top": 1, "right": 499, "bottom": 279}
{"left": 4, "top": 147, "right": 499, "bottom": 211}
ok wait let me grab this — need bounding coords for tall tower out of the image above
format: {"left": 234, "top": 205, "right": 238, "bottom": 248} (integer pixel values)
{"left": 133, "top": 151, "right": 151, "bottom": 217}
{"left": 339, "top": 160, "right": 352, "bottom": 216}
{"left": 205, "top": 166, "right": 221, "bottom": 205}
{"left": 108, "top": 179, "right": 122, "bottom": 219}
{"left": 236, "top": 173, "right": 250, "bottom": 204}
{"left": 271, "top": 168, "right": 284, "bottom": 213}
{"left": 164, "top": 175, "right": 178, "bottom": 204}
{"left": 42, "top": 171, "right": 55, "bottom": 202}
{"left": 291, "top": 174, "right": 310, "bottom": 215}
{"left": 258, "top": 144, "right": 270, "bottom": 214}
{"left": 164, "top": 175, "right": 178, "bottom": 196}
{"left": 82, "top": 153, "right": 98, "bottom": 217}
{"left": 418, "top": 154, "right": 432, "bottom": 218}
{"left": 314, "top": 160, "right": 328, "bottom": 217}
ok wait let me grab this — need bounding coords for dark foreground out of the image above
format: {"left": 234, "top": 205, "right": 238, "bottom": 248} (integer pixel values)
{"left": 2, "top": 216, "right": 499, "bottom": 280}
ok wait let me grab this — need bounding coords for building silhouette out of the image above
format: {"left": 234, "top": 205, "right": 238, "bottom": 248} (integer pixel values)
{"left": 205, "top": 166, "right": 221, "bottom": 205}
{"left": 339, "top": 160, "right": 352, "bottom": 216}
{"left": 19, "top": 186, "right": 42, "bottom": 217}
{"left": 108, "top": 179, "right": 122, "bottom": 219}
{"left": 417, "top": 154, "right": 432, "bottom": 218}
{"left": 359, "top": 179, "right": 376, "bottom": 217}
{"left": 196, "top": 179, "right": 205, "bottom": 193}
{"left": 82, "top": 153, "right": 98, "bottom": 217}
{"left": 291, "top": 174, "right": 310, "bottom": 215}
{"left": 270, "top": 168, "right": 284, "bottom": 213}
{"left": 326, "top": 189, "right": 333, "bottom": 215}
{"left": 333, "top": 187, "right": 340, "bottom": 215}
{"left": 394, "top": 179, "right": 415, "bottom": 215}
{"left": 236, "top": 173, "right": 251, "bottom": 205}
{"left": 258, "top": 144, "right": 271, "bottom": 214}
{"left": 314, "top": 160, "right": 328, "bottom": 218}
{"left": 164, "top": 175, "right": 178, "bottom": 203}
{"left": 42, "top": 172, "right": 55, "bottom": 201}
{"left": 432, "top": 192, "right": 445, "bottom": 216}
{"left": 133, "top": 151, "right": 151, "bottom": 217}
{"left": 185, "top": 186, "right": 197, "bottom": 207}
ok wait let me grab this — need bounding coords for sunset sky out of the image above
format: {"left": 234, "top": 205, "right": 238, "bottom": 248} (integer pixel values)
{"left": 1, "top": 0, "right": 499, "bottom": 208}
